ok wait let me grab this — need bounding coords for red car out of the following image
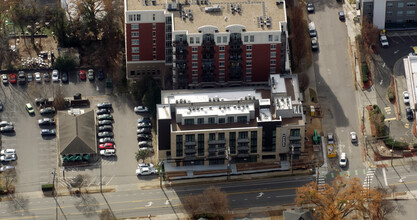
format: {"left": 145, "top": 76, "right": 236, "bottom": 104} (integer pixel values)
{"left": 79, "top": 70, "right": 86, "bottom": 80}
{"left": 99, "top": 143, "right": 115, "bottom": 149}
{"left": 9, "top": 73, "right": 17, "bottom": 84}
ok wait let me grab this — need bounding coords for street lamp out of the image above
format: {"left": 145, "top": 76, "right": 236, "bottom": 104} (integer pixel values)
{"left": 290, "top": 145, "right": 295, "bottom": 175}
{"left": 390, "top": 149, "right": 393, "bottom": 166}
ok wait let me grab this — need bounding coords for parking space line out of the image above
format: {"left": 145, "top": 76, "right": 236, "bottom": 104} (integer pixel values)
{"left": 384, "top": 117, "right": 397, "bottom": 122}
{"left": 105, "top": 175, "right": 114, "bottom": 185}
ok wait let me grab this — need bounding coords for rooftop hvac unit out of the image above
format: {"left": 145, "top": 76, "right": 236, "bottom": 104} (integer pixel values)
{"left": 209, "top": 106, "right": 212, "bottom": 110}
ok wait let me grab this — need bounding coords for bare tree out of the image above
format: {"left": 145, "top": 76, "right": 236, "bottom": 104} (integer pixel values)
{"left": 361, "top": 18, "right": 380, "bottom": 51}
{"left": 53, "top": 86, "right": 67, "bottom": 110}
{"left": 70, "top": 174, "right": 89, "bottom": 193}
{"left": 99, "top": 208, "right": 115, "bottom": 220}
{"left": 182, "top": 186, "right": 229, "bottom": 218}
{"left": 182, "top": 194, "right": 203, "bottom": 217}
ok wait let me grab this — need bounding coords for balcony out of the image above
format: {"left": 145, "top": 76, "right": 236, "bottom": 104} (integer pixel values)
{"left": 208, "top": 139, "right": 226, "bottom": 144}
{"left": 237, "top": 153, "right": 249, "bottom": 158}
{"left": 208, "top": 147, "right": 217, "bottom": 153}
{"left": 289, "top": 136, "right": 302, "bottom": 141}
{"left": 184, "top": 141, "right": 196, "bottom": 146}
{"left": 207, "top": 155, "right": 226, "bottom": 159}
{"left": 237, "top": 145, "right": 249, "bottom": 151}
{"left": 185, "top": 148, "right": 196, "bottom": 154}
{"left": 237, "top": 138, "right": 249, "bottom": 143}
{"left": 184, "top": 155, "right": 197, "bottom": 161}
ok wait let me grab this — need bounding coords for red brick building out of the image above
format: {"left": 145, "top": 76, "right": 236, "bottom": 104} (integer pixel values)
{"left": 124, "top": 0, "right": 290, "bottom": 89}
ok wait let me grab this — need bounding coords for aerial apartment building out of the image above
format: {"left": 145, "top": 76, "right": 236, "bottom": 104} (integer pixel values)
{"left": 124, "top": 0, "right": 290, "bottom": 89}
{"left": 156, "top": 74, "right": 305, "bottom": 175}
{"left": 361, "top": 0, "right": 417, "bottom": 29}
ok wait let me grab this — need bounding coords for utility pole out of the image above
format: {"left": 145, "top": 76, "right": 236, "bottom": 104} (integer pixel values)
{"left": 290, "top": 145, "right": 294, "bottom": 175}
{"left": 100, "top": 157, "right": 102, "bottom": 193}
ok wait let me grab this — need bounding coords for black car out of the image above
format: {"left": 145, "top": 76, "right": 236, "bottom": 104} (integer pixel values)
{"left": 406, "top": 108, "right": 414, "bottom": 121}
{"left": 0, "top": 125, "right": 14, "bottom": 133}
{"left": 138, "top": 117, "right": 151, "bottom": 124}
{"left": 97, "top": 102, "right": 112, "bottom": 109}
{"left": 338, "top": 11, "right": 345, "bottom": 21}
{"left": 97, "top": 114, "right": 113, "bottom": 121}
{"left": 40, "top": 107, "right": 56, "bottom": 115}
{"left": 38, "top": 118, "right": 55, "bottom": 126}
{"left": 35, "top": 98, "right": 47, "bottom": 106}
{"left": 99, "top": 137, "right": 115, "bottom": 144}
{"left": 98, "top": 120, "right": 113, "bottom": 126}
{"left": 97, "top": 108, "right": 110, "bottom": 115}
{"left": 98, "top": 125, "right": 113, "bottom": 132}
{"left": 18, "top": 71, "right": 26, "bottom": 85}
{"left": 41, "top": 129, "right": 56, "bottom": 136}
{"left": 0, "top": 99, "right": 3, "bottom": 111}
{"left": 98, "top": 132, "right": 114, "bottom": 138}
{"left": 137, "top": 128, "right": 151, "bottom": 134}
{"left": 137, "top": 134, "right": 151, "bottom": 139}
{"left": 137, "top": 122, "right": 152, "bottom": 128}
{"left": 62, "top": 72, "right": 68, "bottom": 83}
{"left": 307, "top": 3, "right": 314, "bottom": 13}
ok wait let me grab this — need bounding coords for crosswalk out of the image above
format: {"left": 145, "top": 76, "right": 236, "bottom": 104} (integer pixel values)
{"left": 317, "top": 167, "right": 376, "bottom": 191}
{"left": 317, "top": 174, "right": 326, "bottom": 191}
{"left": 363, "top": 168, "right": 376, "bottom": 189}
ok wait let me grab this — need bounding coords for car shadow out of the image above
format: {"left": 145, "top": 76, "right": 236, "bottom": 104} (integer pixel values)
{"left": 136, "top": 175, "right": 158, "bottom": 181}
{"left": 1, "top": 131, "right": 16, "bottom": 136}
{"left": 41, "top": 135, "right": 56, "bottom": 140}
{"left": 101, "top": 156, "right": 118, "bottom": 162}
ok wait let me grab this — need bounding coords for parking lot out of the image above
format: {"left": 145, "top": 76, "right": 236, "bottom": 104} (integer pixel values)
{"left": 0, "top": 71, "right": 156, "bottom": 193}
{"left": 380, "top": 31, "right": 417, "bottom": 70}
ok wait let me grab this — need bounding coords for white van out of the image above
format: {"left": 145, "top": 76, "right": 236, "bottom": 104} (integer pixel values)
{"left": 309, "top": 22, "right": 317, "bottom": 37}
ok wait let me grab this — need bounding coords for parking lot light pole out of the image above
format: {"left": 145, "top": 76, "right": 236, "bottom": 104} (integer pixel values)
{"left": 390, "top": 149, "right": 394, "bottom": 166}
{"left": 290, "top": 145, "right": 294, "bottom": 175}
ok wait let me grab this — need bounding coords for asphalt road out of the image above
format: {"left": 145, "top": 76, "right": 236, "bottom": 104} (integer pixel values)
{"left": 308, "top": 0, "right": 364, "bottom": 182}
{"left": 0, "top": 176, "right": 312, "bottom": 219}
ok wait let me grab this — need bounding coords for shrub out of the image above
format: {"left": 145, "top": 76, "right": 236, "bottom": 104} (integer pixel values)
{"left": 387, "top": 87, "right": 395, "bottom": 102}
{"left": 384, "top": 138, "right": 409, "bottom": 150}
{"left": 362, "top": 63, "right": 369, "bottom": 82}
{"left": 413, "top": 143, "right": 417, "bottom": 149}
{"left": 41, "top": 184, "right": 54, "bottom": 191}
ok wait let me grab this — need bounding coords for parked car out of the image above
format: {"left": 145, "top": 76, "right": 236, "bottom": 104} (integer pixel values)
{"left": 350, "top": 132, "right": 357, "bottom": 144}
{"left": 40, "top": 107, "right": 56, "bottom": 115}
{"left": 97, "top": 102, "right": 112, "bottom": 109}
{"left": 380, "top": 35, "right": 389, "bottom": 48}
{"left": 0, "top": 154, "right": 17, "bottom": 162}
{"left": 98, "top": 125, "right": 113, "bottom": 132}
{"left": 0, "top": 121, "right": 13, "bottom": 127}
{"left": 307, "top": 3, "right": 314, "bottom": 13}
{"left": 0, "top": 100, "right": 3, "bottom": 111}
{"left": 338, "top": 11, "right": 345, "bottom": 21}
{"left": 25, "top": 103, "right": 35, "bottom": 114}
{"left": 0, "top": 165, "right": 15, "bottom": 172}
{"left": 311, "top": 37, "right": 319, "bottom": 51}
{"left": 98, "top": 120, "right": 113, "bottom": 126}
{"left": 88, "top": 69, "right": 94, "bottom": 81}
{"left": 35, "top": 98, "right": 46, "bottom": 106}
{"left": 52, "top": 69, "right": 59, "bottom": 82}
{"left": 327, "top": 133, "right": 334, "bottom": 144}
{"left": 403, "top": 91, "right": 410, "bottom": 105}
{"left": 138, "top": 141, "right": 152, "bottom": 148}
{"left": 62, "top": 72, "right": 68, "bottom": 83}
{"left": 27, "top": 73, "right": 33, "bottom": 82}
{"left": 99, "top": 137, "right": 115, "bottom": 144}
{"left": 137, "top": 128, "right": 151, "bottom": 134}
{"left": 138, "top": 117, "right": 151, "bottom": 124}
{"left": 44, "top": 72, "right": 51, "bottom": 82}
{"left": 18, "top": 71, "right": 25, "bottom": 85}
{"left": 100, "top": 149, "right": 116, "bottom": 156}
{"left": 1, "top": 148, "right": 16, "bottom": 156}
{"left": 99, "top": 143, "right": 115, "bottom": 149}
{"left": 138, "top": 163, "right": 154, "bottom": 168}
{"left": 406, "top": 108, "right": 414, "bottom": 121}
{"left": 137, "top": 122, "right": 151, "bottom": 128}
{"left": 97, "top": 131, "right": 114, "bottom": 138}
{"left": 2, "top": 74, "right": 8, "bottom": 84}
{"left": 137, "top": 134, "right": 152, "bottom": 141}
{"left": 9, "top": 73, "right": 17, "bottom": 84}
{"left": 139, "top": 147, "right": 154, "bottom": 152}
{"left": 98, "top": 69, "right": 104, "bottom": 80}
{"left": 1, "top": 125, "right": 14, "bottom": 133}
{"left": 38, "top": 118, "right": 55, "bottom": 126}
{"left": 96, "top": 108, "right": 110, "bottom": 115}
{"left": 134, "top": 106, "right": 149, "bottom": 113}
{"left": 41, "top": 129, "right": 56, "bottom": 136}
{"left": 339, "top": 153, "right": 347, "bottom": 168}
{"left": 35, "top": 72, "right": 42, "bottom": 83}
{"left": 79, "top": 70, "right": 86, "bottom": 80}
{"left": 97, "top": 114, "right": 113, "bottom": 121}
{"left": 136, "top": 167, "right": 157, "bottom": 175}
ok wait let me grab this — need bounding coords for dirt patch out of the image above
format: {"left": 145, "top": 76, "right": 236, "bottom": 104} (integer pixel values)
{"left": 236, "top": 163, "right": 280, "bottom": 172}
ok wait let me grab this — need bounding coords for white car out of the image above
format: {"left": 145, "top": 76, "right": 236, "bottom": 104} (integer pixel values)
{"left": 138, "top": 163, "right": 154, "bottom": 168}
{"left": 136, "top": 167, "right": 157, "bottom": 175}
{"left": 0, "top": 165, "right": 15, "bottom": 173}
{"left": 52, "top": 69, "right": 59, "bottom": 82}
{"left": 0, "top": 154, "right": 17, "bottom": 162}
{"left": 339, "top": 153, "right": 347, "bottom": 168}
{"left": 350, "top": 132, "right": 357, "bottom": 144}
{"left": 380, "top": 35, "right": 389, "bottom": 48}
{"left": 139, "top": 147, "right": 154, "bottom": 153}
{"left": 27, "top": 73, "right": 33, "bottom": 82}
{"left": 35, "top": 72, "right": 42, "bottom": 83}
{"left": 1, "top": 148, "right": 16, "bottom": 156}
{"left": 2, "top": 74, "right": 8, "bottom": 84}
{"left": 403, "top": 91, "right": 410, "bottom": 105}
{"left": 100, "top": 149, "right": 116, "bottom": 156}
{"left": 134, "top": 106, "right": 149, "bottom": 113}
{"left": 0, "top": 121, "right": 13, "bottom": 127}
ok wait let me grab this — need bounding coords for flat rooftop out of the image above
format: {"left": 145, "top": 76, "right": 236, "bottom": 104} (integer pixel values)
{"left": 126, "top": 0, "right": 286, "bottom": 32}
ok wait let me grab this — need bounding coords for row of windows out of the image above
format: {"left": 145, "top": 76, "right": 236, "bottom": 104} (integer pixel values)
{"left": 131, "top": 54, "right": 159, "bottom": 61}
{"left": 387, "top": 2, "right": 416, "bottom": 7}
{"left": 386, "top": 19, "right": 415, "bottom": 23}
{"left": 387, "top": 10, "right": 416, "bottom": 16}
{"left": 216, "top": 36, "right": 228, "bottom": 44}
{"left": 129, "top": 70, "right": 161, "bottom": 76}
{"left": 190, "top": 45, "right": 276, "bottom": 52}
{"left": 128, "top": 14, "right": 141, "bottom": 22}
{"left": 183, "top": 116, "right": 248, "bottom": 125}
{"left": 190, "top": 75, "right": 251, "bottom": 82}
{"left": 189, "top": 37, "right": 201, "bottom": 44}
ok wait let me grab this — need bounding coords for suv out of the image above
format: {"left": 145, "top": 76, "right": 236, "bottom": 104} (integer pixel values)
{"left": 403, "top": 91, "right": 410, "bottom": 105}
{"left": 406, "top": 108, "right": 414, "bottom": 121}
{"left": 18, "top": 71, "right": 26, "bottom": 85}
{"left": 25, "top": 103, "right": 35, "bottom": 114}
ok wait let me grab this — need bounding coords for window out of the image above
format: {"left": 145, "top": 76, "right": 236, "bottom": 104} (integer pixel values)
{"left": 176, "top": 135, "right": 183, "bottom": 157}
{"left": 132, "top": 39, "right": 139, "bottom": 45}
{"left": 192, "top": 47, "right": 198, "bottom": 52}
{"left": 398, "top": 2, "right": 404, "bottom": 7}
{"left": 268, "top": 35, "right": 273, "bottom": 41}
{"left": 197, "top": 118, "right": 204, "bottom": 124}
{"left": 192, "top": 77, "right": 198, "bottom": 83}
{"left": 290, "top": 129, "right": 301, "bottom": 137}
{"left": 184, "top": 118, "right": 194, "bottom": 125}
{"left": 246, "top": 75, "right": 252, "bottom": 82}
{"left": 219, "top": 76, "right": 225, "bottom": 82}
{"left": 244, "top": 35, "right": 249, "bottom": 42}
{"left": 219, "top": 61, "right": 225, "bottom": 67}
{"left": 219, "top": 69, "right": 225, "bottom": 75}
{"left": 246, "top": 45, "right": 252, "bottom": 50}
{"left": 131, "top": 31, "right": 139, "bottom": 37}
{"left": 272, "top": 130, "right": 276, "bottom": 146}
{"left": 219, "top": 53, "right": 225, "bottom": 59}
{"left": 398, "top": 11, "right": 404, "bottom": 15}
{"left": 185, "top": 134, "right": 195, "bottom": 142}
{"left": 190, "top": 37, "right": 194, "bottom": 44}
{"left": 246, "top": 68, "right": 252, "bottom": 74}
{"left": 137, "top": 14, "right": 141, "bottom": 21}
{"left": 131, "top": 24, "right": 139, "bottom": 30}
{"left": 270, "top": 67, "right": 276, "bottom": 73}
{"left": 229, "top": 132, "right": 236, "bottom": 154}
{"left": 130, "top": 70, "right": 135, "bottom": 76}
{"left": 153, "top": 31, "right": 156, "bottom": 36}
{"left": 227, "top": 116, "right": 234, "bottom": 123}
{"left": 219, "top": 46, "right": 225, "bottom": 51}
{"left": 406, "top": 10, "right": 416, "bottom": 15}
{"left": 246, "top": 53, "right": 252, "bottom": 58}
{"left": 223, "top": 36, "right": 227, "bottom": 43}
{"left": 238, "top": 131, "right": 248, "bottom": 139}
{"left": 208, "top": 117, "right": 215, "bottom": 124}
{"left": 129, "top": 15, "right": 133, "bottom": 21}
{"left": 274, "top": 35, "right": 279, "bottom": 41}
{"left": 153, "top": 23, "right": 156, "bottom": 29}
{"left": 192, "top": 62, "right": 198, "bottom": 68}
{"left": 132, "top": 47, "right": 139, "bottom": 53}
{"left": 270, "top": 52, "right": 276, "bottom": 58}
{"left": 218, "top": 118, "right": 225, "bottom": 124}
{"left": 217, "top": 36, "right": 221, "bottom": 43}
{"left": 153, "top": 47, "right": 156, "bottom": 52}
{"left": 192, "top": 54, "right": 198, "bottom": 60}
{"left": 198, "top": 134, "right": 205, "bottom": 156}
{"left": 218, "top": 133, "right": 225, "bottom": 140}
{"left": 246, "top": 60, "right": 252, "bottom": 66}
{"left": 387, "top": 2, "right": 393, "bottom": 7}
{"left": 387, "top": 11, "right": 393, "bottom": 16}
{"left": 270, "top": 60, "right": 276, "bottom": 65}
{"left": 132, "top": 55, "right": 139, "bottom": 60}
{"left": 192, "top": 70, "right": 198, "bottom": 76}
{"left": 251, "top": 131, "right": 257, "bottom": 153}
{"left": 153, "top": 54, "right": 156, "bottom": 60}
{"left": 271, "top": 44, "right": 276, "bottom": 50}
{"left": 153, "top": 39, "right": 156, "bottom": 44}
{"left": 407, "top": 2, "right": 416, "bottom": 7}
{"left": 250, "top": 35, "right": 254, "bottom": 42}
{"left": 196, "top": 37, "right": 200, "bottom": 44}
{"left": 209, "top": 133, "right": 216, "bottom": 141}
{"left": 153, "top": 14, "right": 156, "bottom": 21}
{"left": 237, "top": 116, "right": 247, "bottom": 123}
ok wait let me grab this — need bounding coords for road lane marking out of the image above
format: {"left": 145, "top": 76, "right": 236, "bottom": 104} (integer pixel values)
{"left": 331, "top": 173, "right": 334, "bottom": 178}
{"left": 384, "top": 117, "right": 396, "bottom": 122}
{"left": 0, "top": 216, "right": 39, "bottom": 220}
{"left": 383, "top": 168, "right": 388, "bottom": 186}
{"left": 363, "top": 169, "right": 366, "bottom": 174}
{"left": 355, "top": 170, "right": 358, "bottom": 175}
